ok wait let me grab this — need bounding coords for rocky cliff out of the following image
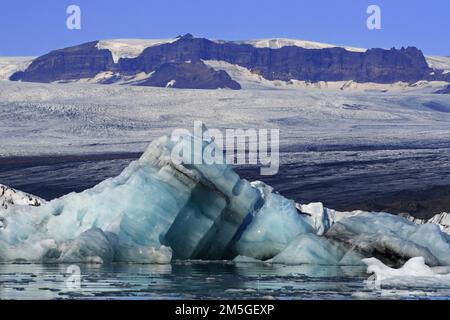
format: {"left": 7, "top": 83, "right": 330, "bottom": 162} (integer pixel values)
{"left": 10, "top": 34, "right": 446, "bottom": 89}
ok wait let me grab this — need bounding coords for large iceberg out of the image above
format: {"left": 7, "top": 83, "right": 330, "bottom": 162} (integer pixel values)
{"left": 1, "top": 132, "right": 450, "bottom": 266}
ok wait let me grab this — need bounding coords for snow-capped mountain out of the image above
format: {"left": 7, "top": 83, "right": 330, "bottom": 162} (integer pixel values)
{"left": 96, "top": 38, "right": 178, "bottom": 63}
{"left": 4, "top": 34, "right": 450, "bottom": 90}
{"left": 426, "top": 56, "right": 450, "bottom": 74}
{"left": 219, "top": 38, "right": 366, "bottom": 52}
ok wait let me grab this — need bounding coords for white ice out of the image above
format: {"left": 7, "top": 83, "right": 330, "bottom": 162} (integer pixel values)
{"left": 363, "top": 256, "right": 450, "bottom": 288}
{"left": 0, "top": 133, "right": 262, "bottom": 263}
{"left": 0, "top": 184, "right": 45, "bottom": 210}
{"left": 96, "top": 39, "right": 177, "bottom": 63}
{"left": 0, "top": 57, "right": 34, "bottom": 80}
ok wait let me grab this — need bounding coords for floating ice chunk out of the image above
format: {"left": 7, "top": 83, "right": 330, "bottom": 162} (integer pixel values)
{"left": 364, "top": 256, "right": 437, "bottom": 279}
{"left": 269, "top": 233, "right": 364, "bottom": 265}
{"left": 363, "top": 256, "right": 450, "bottom": 288}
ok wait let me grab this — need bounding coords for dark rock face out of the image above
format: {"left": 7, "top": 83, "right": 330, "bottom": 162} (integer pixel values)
{"left": 138, "top": 60, "right": 241, "bottom": 89}
{"left": 118, "top": 34, "right": 433, "bottom": 84}
{"left": 10, "top": 34, "right": 440, "bottom": 88}
{"left": 11, "top": 42, "right": 114, "bottom": 83}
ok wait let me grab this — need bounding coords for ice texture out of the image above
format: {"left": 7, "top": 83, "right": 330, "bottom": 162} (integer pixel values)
{"left": 404, "top": 212, "right": 450, "bottom": 235}
{"left": 363, "top": 256, "right": 450, "bottom": 288}
{"left": 233, "top": 182, "right": 313, "bottom": 260}
{"left": 0, "top": 133, "right": 262, "bottom": 263}
{"left": 0, "top": 184, "right": 45, "bottom": 210}
{"left": 326, "top": 212, "right": 450, "bottom": 266}
{"left": 269, "top": 234, "right": 364, "bottom": 265}
{"left": 1, "top": 134, "right": 450, "bottom": 265}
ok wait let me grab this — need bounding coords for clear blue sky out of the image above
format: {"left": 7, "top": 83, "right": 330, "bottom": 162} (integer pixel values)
{"left": 1, "top": 0, "right": 449, "bottom": 56}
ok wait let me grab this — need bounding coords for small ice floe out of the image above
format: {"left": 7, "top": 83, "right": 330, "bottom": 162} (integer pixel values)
{"left": 363, "top": 256, "right": 450, "bottom": 289}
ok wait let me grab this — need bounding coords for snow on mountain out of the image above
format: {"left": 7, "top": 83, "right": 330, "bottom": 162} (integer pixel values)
{"left": 96, "top": 38, "right": 177, "bottom": 63}
{"left": 426, "top": 56, "right": 450, "bottom": 73}
{"left": 52, "top": 70, "right": 155, "bottom": 85}
{"left": 0, "top": 57, "right": 34, "bottom": 80}
{"left": 75, "top": 36, "right": 450, "bottom": 72}
{"left": 227, "top": 38, "right": 367, "bottom": 52}
{"left": 99, "top": 37, "right": 368, "bottom": 65}
{"left": 4, "top": 36, "right": 450, "bottom": 88}
{"left": 203, "top": 59, "right": 449, "bottom": 92}
{"left": 0, "top": 184, "right": 45, "bottom": 211}
{"left": 220, "top": 38, "right": 450, "bottom": 76}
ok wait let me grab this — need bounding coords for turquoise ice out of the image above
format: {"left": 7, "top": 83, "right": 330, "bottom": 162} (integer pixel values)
{"left": 1, "top": 133, "right": 450, "bottom": 266}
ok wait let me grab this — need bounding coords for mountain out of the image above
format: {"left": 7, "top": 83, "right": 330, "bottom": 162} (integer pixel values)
{"left": 7, "top": 34, "right": 450, "bottom": 90}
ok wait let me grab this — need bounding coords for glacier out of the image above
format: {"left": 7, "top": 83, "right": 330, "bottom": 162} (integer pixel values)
{"left": 1, "top": 132, "right": 450, "bottom": 266}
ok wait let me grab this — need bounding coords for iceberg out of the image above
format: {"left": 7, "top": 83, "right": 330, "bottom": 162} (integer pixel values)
{"left": 363, "top": 256, "right": 450, "bottom": 288}
{"left": 326, "top": 212, "right": 450, "bottom": 266}
{"left": 0, "top": 133, "right": 262, "bottom": 263}
{"left": 1, "top": 132, "right": 450, "bottom": 266}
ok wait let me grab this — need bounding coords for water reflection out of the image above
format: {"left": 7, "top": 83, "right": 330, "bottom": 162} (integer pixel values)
{"left": 2, "top": 262, "right": 448, "bottom": 300}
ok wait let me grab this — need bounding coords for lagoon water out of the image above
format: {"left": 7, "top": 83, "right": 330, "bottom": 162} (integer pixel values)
{"left": 2, "top": 262, "right": 450, "bottom": 300}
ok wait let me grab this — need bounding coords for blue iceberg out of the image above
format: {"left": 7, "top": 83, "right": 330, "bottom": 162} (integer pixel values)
{"left": 1, "top": 132, "right": 450, "bottom": 266}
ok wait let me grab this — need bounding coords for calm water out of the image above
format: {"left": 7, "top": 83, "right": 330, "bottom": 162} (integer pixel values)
{"left": 1, "top": 262, "right": 450, "bottom": 300}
